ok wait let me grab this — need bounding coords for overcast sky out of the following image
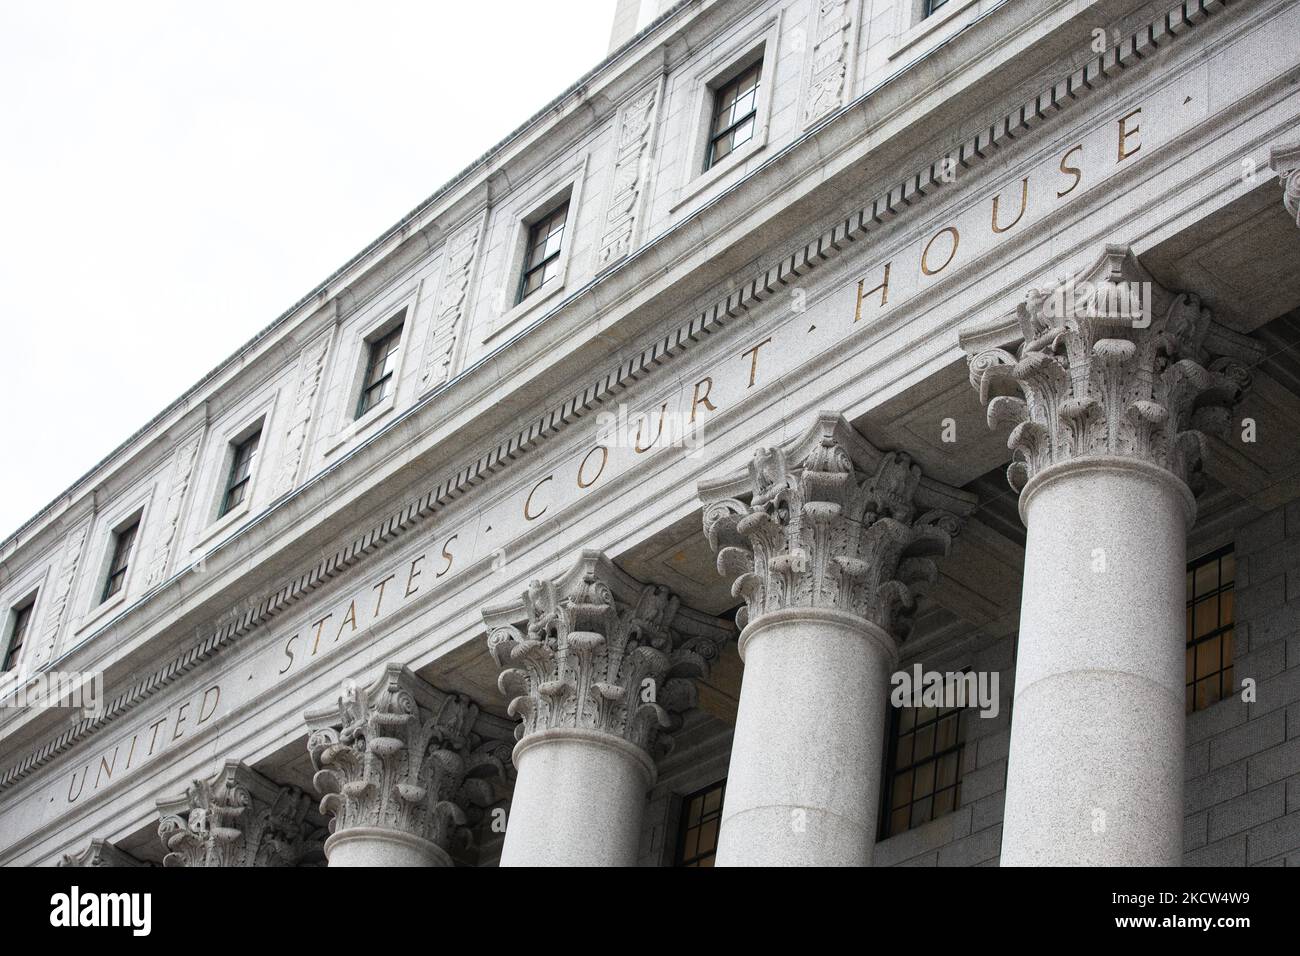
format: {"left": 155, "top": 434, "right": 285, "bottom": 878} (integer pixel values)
{"left": 0, "top": 0, "right": 617, "bottom": 540}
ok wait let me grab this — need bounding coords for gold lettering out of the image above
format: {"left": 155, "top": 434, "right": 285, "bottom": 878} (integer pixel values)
{"left": 310, "top": 614, "right": 333, "bottom": 656}
{"left": 921, "top": 226, "right": 960, "bottom": 276}
{"left": 146, "top": 716, "right": 167, "bottom": 756}
{"left": 67, "top": 766, "right": 87, "bottom": 803}
{"left": 1058, "top": 143, "right": 1083, "bottom": 197}
{"left": 198, "top": 685, "right": 221, "bottom": 724}
{"left": 437, "top": 536, "right": 457, "bottom": 578}
{"left": 1118, "top": 107, "right": 1141, "bottom": 162}
{"left": 171, "top": 702, "right": 190, "bottom": 742}
{"left": 125, "top": 733, "right": 138, "bottom": 770}
{"left": 991, "top": 177, "right": 1029, "bottom": 234}
{"left": 741, "top": 338, "right": 772, "bottom": 389}
{"left": 94, "top": 747, "right": 119, "bottom": 789}
{"left": 336, "top": 600, "right": 358, "bottom": 641}
{"left": 372, "top": 574, "right": 396, "bottom": 618}
{"left": 404, "top": 556, "right": 424, "bottom": 598}
{"left": 577, "top": 447, "right": 608, "bottom": 489}
{"left": 524, "top": 476, "right": 552, "bottom": 520}
{"left": 854, "top": 262, "right": 891, "bottom": 321}
{"left": 279, "top": 633, "right": 299, "bottom": 675}
{"left": 635, "top": 403, "right": 669, "bottom": 453}
{"left": 690, "top": 377, "right": 717, "bottom": 423}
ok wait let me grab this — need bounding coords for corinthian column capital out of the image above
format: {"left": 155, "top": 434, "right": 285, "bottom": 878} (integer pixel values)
{"left": 483, "top": 552, "right": 732, "bottom": 758}
{"left": 59, "top": 839, "right": 147, "bottom": 867}
{"left": 304, "top": 663, "right": 510, "bottom": 858}
{"left": 698, "top": 411, "right": 975, "bottom": 639}
{"left": 156, "top": 761, "right": 318, "bottom": 867}
{"left": 966, "top": 246, "right": 1264, "bottom": 498}
{"left": 1269, "top": 140, "right": 1300, "bottom": 228}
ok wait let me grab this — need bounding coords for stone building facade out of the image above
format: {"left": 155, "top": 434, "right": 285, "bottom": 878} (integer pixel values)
{"left": 2, "top": 0, "right": 1300, "bottom": 867}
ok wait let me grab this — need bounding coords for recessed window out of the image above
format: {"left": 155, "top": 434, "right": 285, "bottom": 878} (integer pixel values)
{"left": 2, "top": 601, "right": 34, "bottom": 673}
{"left": 517, "top": 201, "right": 569, "bottom": 303}
{"left": 674, "top": 778, "right": 726, "bottom": 867}
{"left": 356, "top": 323, "right": 404, "bottom": 419}
{"left": 101, "top": 519, "right": 140, "bottom": 603}
{"left": 705, "top": 60, "right": 761, "bottom": 171}
{"left": 882, "top": 700, "right": 963, "bottom": 837}
{"left": 219, "top": 428, "right": 262, "bottom": 517}
{"left": 1186, "top": 546, "right": 1235, "bottom": 713}
{"left": 924, "top": 0, "right": 951, "bottom": 17}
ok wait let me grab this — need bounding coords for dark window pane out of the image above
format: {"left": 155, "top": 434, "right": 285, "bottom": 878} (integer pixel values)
{"left": 705, "top": 60, "right": 762, "bottom": 171}
{"left": 102, "top": 521, "right": 140, "bottom": 602}
{"left": 357, "top": 324, "right": 404, "bottom": 418}
{"left": 3, "top": 602, "right": 33, "bottom": 672}
{"left": 1185, "top": 546, "right": 1235, "bottom": 714}
{"left": 674, "top": 779, "right": 726, "bottom": 866}
{"left": 518, "top": 201, "right": 570, "bottom": 304}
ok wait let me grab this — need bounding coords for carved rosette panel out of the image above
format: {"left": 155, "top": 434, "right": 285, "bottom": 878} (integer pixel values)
{"left": 157, "top": 762, "right": 316, "bottom": 867}
{"left": 146, "top": 434, "right": 201, "bottom": 587}
{"left": 486, "top": 554, "right": 726, "bottom": 757}
{"left": 804, "top": 0, "right": 854, "bottom": 124}
{"left": 419, "top": 214, "right": 484, "bottom": 391}
{"left": 59, "top": 839, "right": 147, "bottom": 867}
{"left": 306, "top": 664, "right": 506, "bottom": 852}
{"left": 704, "top": 436, "right": 958, "bottom": 640}
{"left": 1268, "top": 140, "right": 1300, "bottom": 228}
{"left": 967, "top": 246, "right": 1264, "bottom": 496}
{"left": 272, "top": 337, "right": 329, "bottom": 497}
{"left": 29, "top": 523, "right": 89, "bottom": 670}
{"left": 596, "top": 86, "right": 657, "bottom": 267}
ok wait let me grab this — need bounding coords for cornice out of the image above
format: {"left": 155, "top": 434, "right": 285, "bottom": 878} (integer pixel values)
{"left": 0, "top": 0, "right": 1247, "bottom": 793}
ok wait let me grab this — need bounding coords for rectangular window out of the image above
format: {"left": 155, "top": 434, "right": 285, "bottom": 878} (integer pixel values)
{"left": 356, "top": 323, "right": 404, "bottom": 419}
{"left": 101, "top": 520, "right": 139, "bottom": 603}
{"left": 883, "top": 700, "right": 963, "bottom": 837}
{"left": 1186, "top": 546, "right": 1235, "bottom": 713}
{"left": 517, "top": 201, "right": 569, "bottom": 303}
{"left": 2, "top": 602, "right": 33, "bottom": 673}
{"left": 705, "top": 60, "right": 761, "bottom": 171}
{"left": 674, "top": 779, "right": 726, "bottom": 867}
{"left": 925, "top": 0, "right": 951, "bottom": 16}
{"left": 219, "top": 428, "right": 262, "bottom": 517}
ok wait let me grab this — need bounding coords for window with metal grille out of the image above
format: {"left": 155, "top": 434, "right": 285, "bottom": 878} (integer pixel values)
{"left": 356, "top": 323, "right": 403, "bottom": 418}
{"left": 219, "top": 428, "right": 261, "bottom": 517}
{"left": 101, "top": 520, "right": 139, "bottom": 603}
{"left": 518, "top": 201, "right": 569, "bottom": 303}
{"left": 1186, "top": 546, "right": 1235, "bottom": 713}
{"left": 705, "top": 60, "right": 761, "bottom": 171}
{"left": 2, "top": 601, "right": 33, "bottom": 673}
{"left": 675, "top": 779, "right": 726, "bottom": 866}
{"left": 882, "top": 700, "right": 963, "bottom": 837}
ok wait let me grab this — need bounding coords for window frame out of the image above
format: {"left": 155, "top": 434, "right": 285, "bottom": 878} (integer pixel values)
{"left": 880, "top": 691, "right": 965, "bottom": 839}
{"left": 2, "top": 599, "right": 36, "bottom": 673}
{"left": 516, "top": 198, "right": 570, "bottom": 305}
{"left": 355, "top": 321, "right": 405, "bottom": 420}
{"left": 1186, "top": 545, "right": 1236, "bottom": 714}
{"left": 218, "top": 426, "right": 263, "bottom": 518}
{"left": 673, "top": 778, "right": 727, "bottom": 867}
{"left": 100, "top": 518, "right": 141, "bottom": 605}
{"left": 704, "top": 60, "right": 762, "bottom": 172}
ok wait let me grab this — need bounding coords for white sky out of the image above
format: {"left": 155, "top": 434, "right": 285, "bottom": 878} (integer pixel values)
{"left": 0, "top": 0, "right": 617, "bottom": 541}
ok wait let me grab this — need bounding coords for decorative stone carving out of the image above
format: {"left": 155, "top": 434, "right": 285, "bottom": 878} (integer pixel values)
{"left": 966, "top": 246, "right": 1265, "bottom": 495}
{"left": 700, "top": 413, "right": 969, "bottom": 638}
{"left": 305, "top": 664, "right": 507, "bottom": 853}
{"left": 156, "top": 761, "right": 317, "bottom": 867}
{"left": 804, "top": 0, "right": 854, "bottom": 124}
{"left": 59, "top": 839, "right": 147, "bottom": 867}
{"left": 29, "top": 522, "right": 89, "bottom": 670}
{"left": 273, "top": 337, "right": 329, "bottom": 496}
{"left": 146, "top": 433, "right": 201, "bottom": 587}
{"left": 483, "top": 552, "right": 731, "bottom": 756}
{"left": 596, "top": 86, "right": 657, "bottom": 267}
{"left": 420, "top": 214, "right": 485, "bottom": 391}
{"left": 1268, "top": 140, "right": 1300, "bottom": 228}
